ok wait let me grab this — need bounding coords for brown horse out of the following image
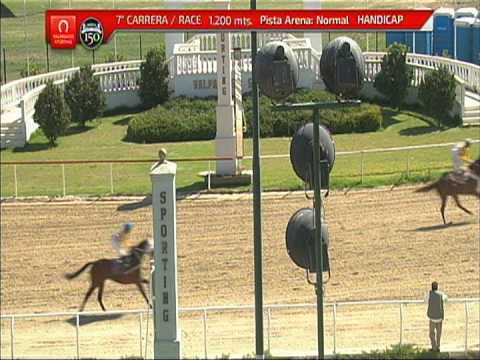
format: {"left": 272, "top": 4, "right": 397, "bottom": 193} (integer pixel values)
{"left": 65, "top": 239, "right": 153, "bottom": 312}
{"left": 416, "top": 159, "right": 480, "bottom": 224}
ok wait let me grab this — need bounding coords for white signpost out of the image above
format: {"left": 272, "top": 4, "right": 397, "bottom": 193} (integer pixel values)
{"left": 150, "top": 160, "right": 181, "bottom": 359}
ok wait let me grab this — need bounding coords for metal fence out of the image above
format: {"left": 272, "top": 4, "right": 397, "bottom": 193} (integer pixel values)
{"left": 1, "top": 298, "right": 478, "bottom": 359}
{"left": 1, "top": 141, "right": 479, "bottom": 198}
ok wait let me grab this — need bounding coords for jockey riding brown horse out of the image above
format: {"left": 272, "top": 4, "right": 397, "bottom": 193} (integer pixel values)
{"left": 416, "top": 159, "right": 480, "bottom": 224}
{"left": 65, "top": 239, "right": 153, "bottom": 312}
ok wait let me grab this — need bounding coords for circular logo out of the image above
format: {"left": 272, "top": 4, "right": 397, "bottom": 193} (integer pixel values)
{"left": 79, "top": 17, "right": 103, "bottom": 50}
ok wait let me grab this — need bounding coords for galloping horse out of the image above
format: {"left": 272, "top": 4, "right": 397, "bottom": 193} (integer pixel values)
{"left": 65, "top": 239, "right": 153, "bottom": 312}
{"left": 416, "top": 159, "right": 480, "bottom": 224}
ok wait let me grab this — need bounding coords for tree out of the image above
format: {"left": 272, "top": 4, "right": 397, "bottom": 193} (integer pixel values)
{"left": 374, "top": 43, "right": 413, "bottom": 108}
{"left": 419, "top": 66, "right": 458, "bottom": 128}
{"left": 64, "top": 65, "right": 106, "bottom": 127}
{"left": 33, "top": 81, "right": 71, "bottom": 146}
{"left": 138, "top": 47, "right": 170, "bottom": 109}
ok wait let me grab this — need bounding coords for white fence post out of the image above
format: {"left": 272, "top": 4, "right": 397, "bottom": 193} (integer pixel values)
{"left": 399, "top": 303, "right": 403, "bottom": 345}
{"left": 139, "top": 312, "right": 143, "bottom": 359}
{"left": 464, "top": 300, "right": 468, "bottom": 354}
{"left": 110, "top": 163, "right": 114, "bottom": 194}
{"left": 267, "top": 307, "right": 271, "bottom": 353}
{"left": 203, "top": 309, "right": 208, "bottom": 359}
{"left": 62, "top": 164, "right": 66, "bottom": 197}
{"left": 333, "top": 303, "right": 337, "bottom": 355}
{"left": 13, "top": 165, "right": 18, "bottom": 198}
{"left": 75, "top": 313, "right": 80, "bottom": 359}
{"left": 10, "top": 316, "right": 15, "bottom": 360}
{"left": 360, "top": 151, "right": 365, "bottom": 184}
{"left": 207, "top": 161, "right": 211, "bottom": 191}
{"left": 406, "top": 149, "right": 410, "bottom": 179}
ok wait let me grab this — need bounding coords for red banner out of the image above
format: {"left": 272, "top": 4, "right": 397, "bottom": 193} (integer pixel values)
{"left": 46, "top": 9, "right": 434, "bottom": 49}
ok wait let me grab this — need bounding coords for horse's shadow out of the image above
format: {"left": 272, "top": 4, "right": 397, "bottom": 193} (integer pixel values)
{"left": 117, "top": 196, "right": 152, "bottom": 211}
{"left": 65, "top": 313, "right": 124, "bottom": 327}
{"left": 411, "top": 221, "right": 471, "bottom": 232}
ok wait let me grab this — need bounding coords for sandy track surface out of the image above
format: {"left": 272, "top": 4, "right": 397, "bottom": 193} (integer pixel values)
{"left": 1, "top": 186, "right": 479, "bottom": 357}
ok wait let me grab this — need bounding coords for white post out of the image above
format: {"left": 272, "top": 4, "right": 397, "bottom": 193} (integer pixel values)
{"left": 333, "top": 303, "right": 337, "bottom": 354}
{"left": 464, "top": 301, "right": 468, "bottom": 354}
{"left": 360, "top": 151, "right": 364, "bottom": 184}
{"left": 10, "top": 316, "right": 14, "bottom": 360}
{"left": 406, "top": 149, "right": 410, "bottom": 178}
{"left": 76, "top": 313, "right": 80, "bottom": 359}
{"left": 13, "top": 165, "right": 18, "bottom": 198}
{"left": 110, "top": 163, "right": 114, "bottom": 194}
{"left": 150, "top": 160, "right": 181, "bottom": 359}
{"left": 203, "top": 309, "right": 208, "bottom": 359}
{"left": 62, "top": 164, "right": 66, "bottom": 197}
{"left": 215, "top": 1, "right": 240, "bottom": 176}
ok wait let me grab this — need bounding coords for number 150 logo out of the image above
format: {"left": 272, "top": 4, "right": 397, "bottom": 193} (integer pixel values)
{"left": 80, "top": 18, "right": 104, "bottom": 50}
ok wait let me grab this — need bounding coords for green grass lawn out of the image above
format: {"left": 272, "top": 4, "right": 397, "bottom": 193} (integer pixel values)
{"left": 1, "top": 105, "right": 479, "bottom": 197}
{"left": 2, "top": 0, "right": 478, "bottom": 82}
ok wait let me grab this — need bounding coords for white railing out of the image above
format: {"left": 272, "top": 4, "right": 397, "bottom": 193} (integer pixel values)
{"left": 95, "top": 68, "right": 142, "bottom": 93}
{"left": 1, "top": 298, "right": 478, "bottom": 359}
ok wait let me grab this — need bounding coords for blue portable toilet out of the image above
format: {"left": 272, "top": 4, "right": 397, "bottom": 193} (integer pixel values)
{"left": 414, "top": 31, "right": 433, "bottom": 54}
{"left": 455, "top": 7, "right": 479, "bottom": 19}
{"left": 455, "top": 17, "right": 475, "bottom": 62}
{"left": 473, "top": 19, "right": 480, "bottom": 65}
{"left": 433, "top": 8, "right": 455, "bottom": 57}
{"left": 386, "top": 32, "right": 406, "bottom": 48}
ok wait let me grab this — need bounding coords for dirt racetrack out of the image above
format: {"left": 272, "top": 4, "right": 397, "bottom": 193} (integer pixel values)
{"left": 1, "top": 185, "right": 479, "bottom": 358}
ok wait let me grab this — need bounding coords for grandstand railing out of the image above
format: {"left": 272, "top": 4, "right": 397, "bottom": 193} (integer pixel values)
{"left": 1, "top": 298, "right": 478, "bottom": 359}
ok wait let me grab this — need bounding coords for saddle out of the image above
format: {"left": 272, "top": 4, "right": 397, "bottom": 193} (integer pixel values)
{"left": 114, "top": 253, "right": 140, "bottom": 275}
{"left": 448, "top": 169, "right": 475, "bottom": 186}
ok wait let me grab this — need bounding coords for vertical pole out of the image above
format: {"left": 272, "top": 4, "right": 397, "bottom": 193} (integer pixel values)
{"left": 3, "top": 48, "right": 7, "bottom": 83}
{"left": 360, "top": 151, "right": 364, "bottom": 184}
{"left": 76, "top": 313, "right": 80, "bottom": 359}
{"left": 113, "top": 0, "right": 117, "bottom": 60}
{"left": 139, "top": 34, "right": 143, "bottom": 59}
{"left": 250, "top": 0, "right": 264, "bottom": 358}
{"left": 406, "top": 149, "right": 410, "bottom": 179}
{"left": 267, "top": 307, "right": 271, "bottom": 353}
{"left": 24, "top": 0, "right": 29, "bottom": 77}
{"left": 14, "top": 165, "right": 18, "bottom": 198}
{"left": 333, "top": 303, "right": 337, "bottom": 355}
{"left": 464, "top": 301, "right": 468, "bottom": 354}
{"left": 110, "top": 163, "right": 114, "bottom": 194}
{"left": 312, "top": 108, "right": 325, "bottom": 359}
{"left": 203, "top": 309, "right": 208, "bottom": 359}
{"left": 92, "top": 49, "right": 95, "bottom": 65}
{"left": 62, "top": 164, "right": 66, "bottom": 197}
{"left": 46, "top": 43, "right": 50, "bottom": 73}
{"left": 376, "top": 33, "right": 379, "bottom": 52}
{"left": 10, "top": 316, "right": 14, "bottom": 360}
{"left": 139, "top": 312, "right": 143, "bottom": 359}
{"left": 399, "top": 303, "right": 403, "bottom": 345}
{"left": 207, "top": 161, "right": 211, "bottom": 191}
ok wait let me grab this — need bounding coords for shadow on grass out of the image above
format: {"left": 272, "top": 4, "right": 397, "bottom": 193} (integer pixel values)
{"left": 64, "top": 125, "right": 95, "bottom": 137}
{"left": 12, "top": 142, "right": 52, "bottom": 152}
{"left": 399, "top": 124, "right": 438, "bottom": 136}
{"left": 381, "top": 108, "right": 402, "bottom": 129}
{"left": 113, "top": 116, "right": 133, "bottom": 127}
{"left": 411, "top": 221, "right": 471, "bottom": 232}
{"left": 65, "top": 313, "right": 124, "bottom": 327}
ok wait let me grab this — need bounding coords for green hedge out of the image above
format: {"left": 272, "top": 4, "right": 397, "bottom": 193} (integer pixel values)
{"left": 126, "top": 90, "right": 383, "bottom": 143}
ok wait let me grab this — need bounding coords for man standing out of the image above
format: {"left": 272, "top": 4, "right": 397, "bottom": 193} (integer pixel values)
{"left": 426, "top": 281, "right": 448, "bottom": 352}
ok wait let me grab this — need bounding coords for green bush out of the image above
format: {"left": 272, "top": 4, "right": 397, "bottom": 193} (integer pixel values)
{"left": 374, "top": 43, "right": 413, "bottom": 108}
{"left": 64, "top": 65, "right": 106, "bottom": 127}
{"left": 127, "top": 90, "right": 383, "bottom": 143}
{"left": 419, "top": 66, "right": 458, "bottom": 128}
{"left": 33, "top": 81, "right": 71, "bottom": 146}
{"left": 138, "top": 47, "right": 170, "bottom": 109}
{"left": 103, "top": 52, "right": 126, "bottom": 63}
{"left": 20, "top": 59, "right": 44, "bottom": 78}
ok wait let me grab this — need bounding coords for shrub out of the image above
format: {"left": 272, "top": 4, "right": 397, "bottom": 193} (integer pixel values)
{"left": 33, "top": 81, "right": 71, "bottom": 146}
{"left": 138, "top": 47, "right": 170, "bottom": 109}
{"left": 127, "top": 90, "right": 383, "bottom": 143}
{"left": 126, "top": 97, "right": 216, "bottom": 143}
{"left": 103, "top": 52, "right": 126, "bottom": 63}
{"left": 419, "top": 66, "right": 457, "bottom": 128}
{"left": 64, "top": 65, "right": 106, "bottom": 127}
{"left": 374, "top": 43, "right": 413, "bottom": 108}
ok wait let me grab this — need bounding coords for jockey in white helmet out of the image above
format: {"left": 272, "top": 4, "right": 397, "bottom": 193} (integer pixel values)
{"left": 452, "top": 139, "right": 480, "bottom": 193}
{"left": 112, "top": 222, "right": 135, "bottom": 257}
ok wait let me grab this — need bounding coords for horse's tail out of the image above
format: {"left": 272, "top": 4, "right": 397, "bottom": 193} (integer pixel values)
{"left": 415, "top": 181, "right": 439, "bottom": 193}
{"left": 64, "top": 262, "right": 93, "bottom": 280}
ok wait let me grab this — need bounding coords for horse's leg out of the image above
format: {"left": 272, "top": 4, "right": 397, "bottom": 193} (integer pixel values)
{"left": 142, "top": 278, "right": 149, "bottom": 285}
{"left": 452, "top": 194, "right": 472, "bottom": 215}
{"left": 440, "top": 195, "right": 448, "bottom": 225}
{"left": 97, "top": 282, "right": 106, "bottom": 311}
{"left": 136, "top": 282, "right": 152, "bottom": 308}
{"left": 79, "top": 285, "right": 96, "bottom": 312}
